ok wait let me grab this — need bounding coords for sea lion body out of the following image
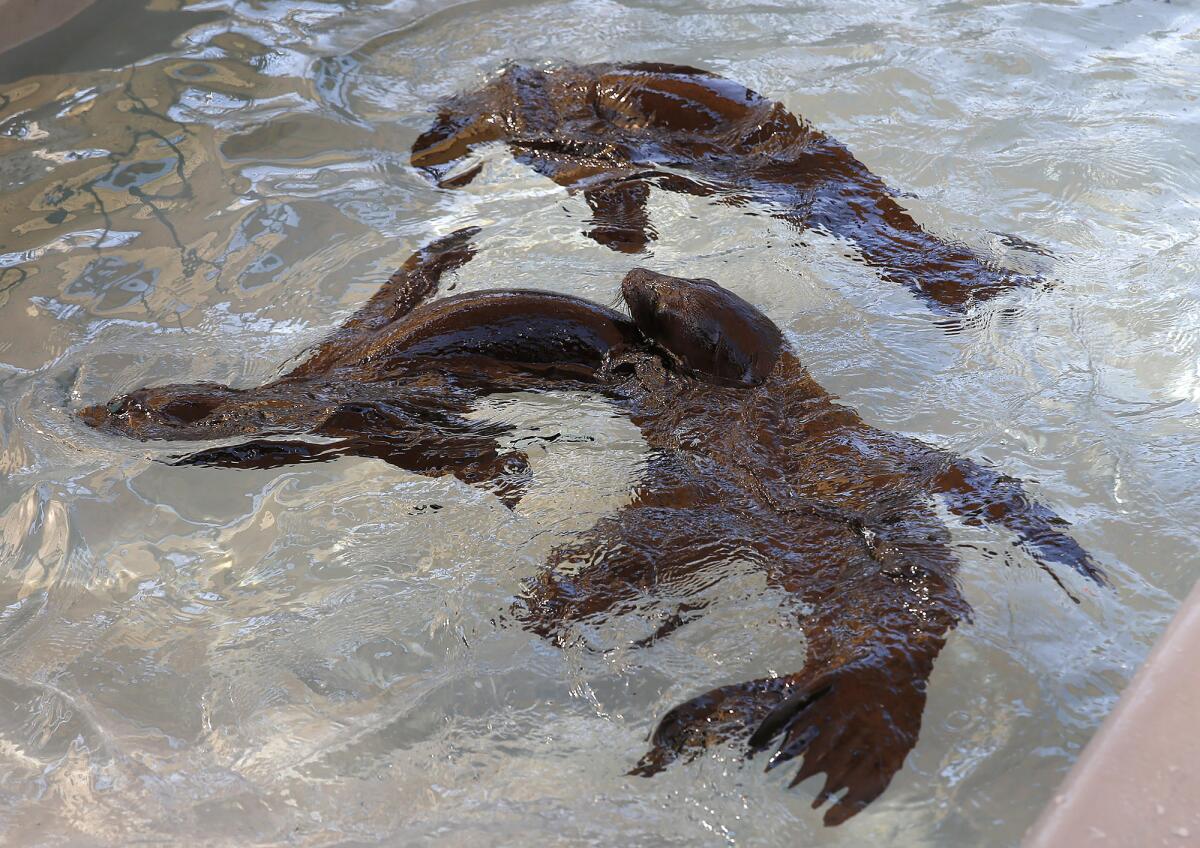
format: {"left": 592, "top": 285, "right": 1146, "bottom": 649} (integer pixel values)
{"left": 79, "top": 246, "right": 640, "bottom": 444}
{"left": 76, "top": 231, "right": 639, "bottom": 505}
{"left": 520, "top": 267, "right": 1101, "bottom": 825}
{"left": 334, "top": 289, "right": 640, "bottom": 379}
{"left": 78, "top": 239, "right": 1097, "bottom": 826}
{"left": 414, "top": 62, "right": 1037, "bottom": 311}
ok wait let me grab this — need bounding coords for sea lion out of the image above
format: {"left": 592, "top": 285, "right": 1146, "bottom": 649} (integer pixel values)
{"left": 519, "top": 268, "right": 1102, "bottom": 825}
{"left": 78, "top": 240, "right": 1099, "bottom": 825}
{"left": 78, "top": 227, "right": 641, "bottom": 504}
{"left": 412, "top": 62, "right": 1039, "bottom": 312}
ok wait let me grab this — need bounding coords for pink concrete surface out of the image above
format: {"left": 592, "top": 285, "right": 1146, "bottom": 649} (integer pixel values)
{"left": 1026, "top": 579, "right": 1200, "bottom": 847}
{"left": 0, "top": 0, "right": 97, "bottom": 55}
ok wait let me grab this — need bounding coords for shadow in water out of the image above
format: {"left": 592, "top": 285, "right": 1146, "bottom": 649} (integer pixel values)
{"left": 0, "top": 0, "right": 226, "bottom": 85}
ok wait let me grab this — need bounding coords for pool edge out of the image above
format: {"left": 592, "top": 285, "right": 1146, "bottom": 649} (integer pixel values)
{"left": 0, "top": 0, "right": 97, "bottom": 56}
{"left": 1025, "top": 578, "right": 1200, "bottom": 847}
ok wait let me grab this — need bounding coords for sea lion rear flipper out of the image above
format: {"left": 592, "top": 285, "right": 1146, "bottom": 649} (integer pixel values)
{"left": 626, "top": 488, "right": 969, "bottom": 826}
{"left": 631, "top": 660, "right": 915, "bottom": 826}
{"left": 776, "top": 146, "right": 1039, "bottom": 312}
{"left": 283, "top": 227, "right": 481, "bottom": 379}
{"left": 933, "top": 456, "right": 1106, "bottom": 595}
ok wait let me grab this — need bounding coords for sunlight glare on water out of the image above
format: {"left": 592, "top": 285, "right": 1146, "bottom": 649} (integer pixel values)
{"left": 0, "top": 0, "right": 1198, "bottom": 844}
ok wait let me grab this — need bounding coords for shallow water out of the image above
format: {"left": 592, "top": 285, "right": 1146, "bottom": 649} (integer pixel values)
{"left": 1, "top": 0, "right": 1198, "bottom": 844}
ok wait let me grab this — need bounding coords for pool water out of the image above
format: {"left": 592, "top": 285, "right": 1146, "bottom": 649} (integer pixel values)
{"left": 1, "top": 1, "right": 1197, "bottom": 844}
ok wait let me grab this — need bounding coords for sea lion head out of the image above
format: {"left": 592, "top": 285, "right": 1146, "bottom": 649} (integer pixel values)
{"left": 620, "top": 268, "right": 783, "bottom": 386}
{"left": 78, "top": 382, "right": 241, "bottom": 441}
{"left": 410, "top": 64, "right": 543, "bottom": 186}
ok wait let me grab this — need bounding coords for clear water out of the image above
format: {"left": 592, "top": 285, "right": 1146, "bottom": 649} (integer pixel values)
{"left": 1, "top": 1, "right": 1197, "bottom": 844}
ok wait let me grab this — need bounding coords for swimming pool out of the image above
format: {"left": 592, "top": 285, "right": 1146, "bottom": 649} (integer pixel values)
{"left": 1, "top": 1, "right": 1196, "bottom": 844}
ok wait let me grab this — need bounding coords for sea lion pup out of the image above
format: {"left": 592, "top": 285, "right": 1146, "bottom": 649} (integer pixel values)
{"left": 520, "top": 268, "right": 1102, "bottom": 825}
{"left": 412, "top": 62, "right": 1039, "bottom": 313}
{"left": 78, "top": 228, "right": 641, "bottom": 505}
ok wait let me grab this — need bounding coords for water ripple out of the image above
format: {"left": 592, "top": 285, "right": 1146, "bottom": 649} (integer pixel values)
{"left": 0, "top": 0, "right": 1195, "bottom": 845}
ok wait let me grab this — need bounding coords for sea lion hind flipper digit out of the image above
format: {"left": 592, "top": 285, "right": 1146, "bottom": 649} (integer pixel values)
{"left": 747, "top": 682, "right": 831, "bottom": 753}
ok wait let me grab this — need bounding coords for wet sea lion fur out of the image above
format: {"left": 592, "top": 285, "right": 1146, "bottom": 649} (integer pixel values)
{"left": 78, "top": 244, "right": 1101, "bottom": 827}
{"left": 519, "top": 267, "right": 1102, "bottom": 825}
{"left": 78, "top": 229, "right": 640, "bottom": 505}
{"left": 413, "top": 62, "right": 1042, "bottom": 313}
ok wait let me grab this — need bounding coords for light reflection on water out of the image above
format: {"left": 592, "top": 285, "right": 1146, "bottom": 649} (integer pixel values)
{"left": 1, "top": 0, "right": 1197, "bottom": 844}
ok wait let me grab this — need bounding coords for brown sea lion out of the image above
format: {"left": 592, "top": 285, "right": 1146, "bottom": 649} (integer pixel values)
{"left": 520, "top": 268, "right": 1102, "bottom": 825}
{"left": 78, "top": 227, "right": 641, "bottom": 504}
{"left": 78, "top": 239, "right": 1098, "bottom": 825}
{"left": 412, "top": 62, "right": 1040, "bottom": 312}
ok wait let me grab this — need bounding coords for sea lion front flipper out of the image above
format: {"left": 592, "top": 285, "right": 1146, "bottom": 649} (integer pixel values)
{"left": 517, "top": 456, "right": 750, "bottom": 644}
{"left": 173, "top": 438, "right": 348, "bottom": 469}
{"left": 519, "top": 533, "right": 718, "bottom": 647}
{"left": 313, "top": 399, "right": 532, "bottom": 507}
{"left": 173, "top": 399, "right": 532, "bottom": 507}
{"left": 174, "top": 435, "right": 530, "bottom": 508}
{"left": 932, "top": 456, "right": 1105, "bottom": 595}
{"left": 284, "top": 227, "right": 481, "bottom": 380}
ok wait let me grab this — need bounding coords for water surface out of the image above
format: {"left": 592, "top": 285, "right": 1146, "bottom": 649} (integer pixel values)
{"left": 1, "top": 0, "right": 1198, "bottom": 844}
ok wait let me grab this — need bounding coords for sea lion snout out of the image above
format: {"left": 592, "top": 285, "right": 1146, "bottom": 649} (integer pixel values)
{"left": 620, "top": 268, "right": 783, "bottom": 386}
{"left": 80, "top": 383, "right": 237, "bottom": 440}
{"left": 79, "top": 388, "right": 157, "bottom": 436}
